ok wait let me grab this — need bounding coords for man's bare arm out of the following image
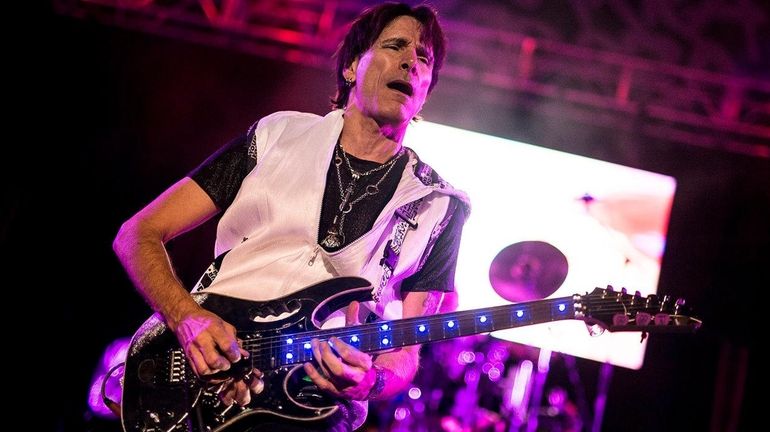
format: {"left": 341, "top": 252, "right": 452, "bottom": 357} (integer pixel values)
{"left": 113, "top": 177, "right": 246, "bottom": 376}
{"left": 367, "top": 290, "right": 443, "bottom": 399}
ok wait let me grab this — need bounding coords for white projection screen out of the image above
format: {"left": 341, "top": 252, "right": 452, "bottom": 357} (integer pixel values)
{"left": 405, "top": 121, "right": 676, "bottom": 369}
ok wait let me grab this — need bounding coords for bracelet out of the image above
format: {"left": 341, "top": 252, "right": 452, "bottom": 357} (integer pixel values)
{"left": 366, "top": 364, "right": 387, "bottom": 400}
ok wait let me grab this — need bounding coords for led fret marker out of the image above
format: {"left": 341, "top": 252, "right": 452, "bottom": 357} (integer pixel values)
{"left": 479, "top": 315, "right": 487, "bottom": 323}
{"left": 558, "top": 304, "right": 566, "bottom": 312}
{"left": 286, "top": 338, "right": 293, "bottom": 345}
{"left": 382, "top": 337, "right": 390, "bottom": 345}
{"left": 418, "top": 324, "right": 427, "bottom": 332}
{"left": 381, "top": 323, "right": 390, "bottom": 331}
{"left": 304, "top": 342, "right": 312, "bottom": 350}
{"left": 447, "top": 320, "right": 455, "bottom": 328}
{"left": 286, "top": 353, "right": 293, "bottom": 360}
{"left": 515, "top": 310, "right": 524, "bottom": 318}
{"left": 350, "top": 335, "right": 359, "bottom": 343}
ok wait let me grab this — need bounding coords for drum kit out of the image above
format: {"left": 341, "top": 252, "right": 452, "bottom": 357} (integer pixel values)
{"left": 368, "top": 241, "right": 583, "bottom": 432}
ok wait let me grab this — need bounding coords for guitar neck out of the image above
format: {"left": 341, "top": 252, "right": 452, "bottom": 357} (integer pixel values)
{"left": 253, "top": 296, "right": 576, "bottom": 369}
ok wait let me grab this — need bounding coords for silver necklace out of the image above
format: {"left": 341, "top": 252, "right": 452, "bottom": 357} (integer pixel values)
{"left": 320, "top": 144, "right": 405, "bottom": 249}
{"left": 340, "top": 145, "right": 398, "bottom": 180}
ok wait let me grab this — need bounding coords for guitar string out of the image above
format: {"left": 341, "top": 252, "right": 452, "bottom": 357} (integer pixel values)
{"left": 240, "top": 303, "right": 566, "bottom": 367}
{"left": 237, "top": 298, "right": 688, "bottom": 366}
{"left": 240, "top": 297, "right": 670, "bottom": 341}
{"left": 242, "top": 300, "right": 568, "bottom": 349}
{"left": 239, "top": 295, "right": 681, "bottom": 348}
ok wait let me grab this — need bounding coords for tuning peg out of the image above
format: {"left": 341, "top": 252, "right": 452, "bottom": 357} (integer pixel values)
{"left": 654, "top": 313, "right": 671, "bottom": 325}
{"left": 613, "top": 314, "right": 630, "bottom": 326}
{"left": 660, "top": 295, "right": 672, "bottom": 312}
{"left": 621, "top": 287, "right": 628, "bottom": 295}
{"left": 674, "top": 298, "right": 688, "bottom": 318}
{"left": 645, "top": 294, "right": 658, "bottom": 308}
{"left": 605, "top": 285, "right": 614, "bottom": 292}
{"left": 636, "top": 312, "right": 652, "bottom": 326}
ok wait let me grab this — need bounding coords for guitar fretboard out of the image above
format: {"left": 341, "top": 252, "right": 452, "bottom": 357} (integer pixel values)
{"left": 249, "top": 296, "right": 577, "bottom": 370}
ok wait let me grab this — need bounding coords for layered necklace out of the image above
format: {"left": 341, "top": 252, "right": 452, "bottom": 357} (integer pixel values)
{"left": 320, "top": 141, "right": 406, "bottom": 249}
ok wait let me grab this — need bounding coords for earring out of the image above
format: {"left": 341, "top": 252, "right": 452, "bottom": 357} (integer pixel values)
{"left": 345, "top": 77, "right": 355, "bottom": 86}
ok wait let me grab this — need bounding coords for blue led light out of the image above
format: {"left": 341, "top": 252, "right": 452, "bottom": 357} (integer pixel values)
{"left": 558, "top": 304, "right": 566, "bottom": 312}
{"left": 304, "top": 342, "right": 312, "bottom": 350}
{"left": 286, "top": 353, "right": 293, "bottom": 360}
{"left": 515, "top": 310, "right": 524, "bottom": 318}
{"left": 418, "top": 324, "right": 426, "bottom": 332}
{"left": 382, "top": 337, "right": 390, "bottom": 345}
{"left": 479, "top": 315, "right": 487, "bottom": 323}
{"left": 286, "top": 338, "right": 293, "bottom": 345}
{"left": 447, "top": 320, "right": 455, "bottom": 328}
{"left": 350, "top": 335, "right": 359, "bottom": 343}
{"left": 381, "top": 323, "right": 390, "bottom": 331}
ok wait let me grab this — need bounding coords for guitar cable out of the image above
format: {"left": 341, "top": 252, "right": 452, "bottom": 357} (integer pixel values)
{"left": 100, "top": 362, "right": 125, "bottom": 417}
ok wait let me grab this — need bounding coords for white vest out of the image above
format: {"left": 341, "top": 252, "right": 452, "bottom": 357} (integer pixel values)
{"left": 202, "top": 110, "right": 469, "bottom": 322}
{"left": 197, "top": 110, "right": 469, "bottom": 429}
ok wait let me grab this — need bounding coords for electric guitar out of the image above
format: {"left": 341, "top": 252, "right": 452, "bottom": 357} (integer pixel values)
{"left": 121, "top": 277, "right": 700, "bottom": 432}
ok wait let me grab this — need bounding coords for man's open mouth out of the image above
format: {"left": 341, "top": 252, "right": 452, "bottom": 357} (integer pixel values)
{"left": 387, "top": 80, "right": 414, "bottom": 97}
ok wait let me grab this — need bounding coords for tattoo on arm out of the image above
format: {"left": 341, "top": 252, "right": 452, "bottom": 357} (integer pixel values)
{"left": 422, "top": 292, "right": 442, "bottom": 315}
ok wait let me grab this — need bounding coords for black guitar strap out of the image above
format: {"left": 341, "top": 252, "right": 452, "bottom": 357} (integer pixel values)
{"left": 191, "top": 251, "right": 228, "bottom": 292}
{"left": 372, "top": 157, "right": 460, "bottom": 304}
{"left": 373, "top": 198, "right": 424, "bottom": 303}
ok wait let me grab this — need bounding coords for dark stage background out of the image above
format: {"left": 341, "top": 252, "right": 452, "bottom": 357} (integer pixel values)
{"left": 18, "top": 4, "right": 769, "bottom": 431}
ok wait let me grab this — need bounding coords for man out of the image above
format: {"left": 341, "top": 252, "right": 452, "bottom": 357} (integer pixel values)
{"left": 114, "top": 3, "right": 469, "bottom": 430}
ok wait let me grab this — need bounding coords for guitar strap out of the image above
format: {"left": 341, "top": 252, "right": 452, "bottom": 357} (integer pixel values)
{"left": 191, "top": 252, "right": 228, "bottom": 292}
{"left": 373, "top": 198, "right": 424, "bottom": 303}
{"left": 373, "top": 159, "right": 458, "bottom": 305}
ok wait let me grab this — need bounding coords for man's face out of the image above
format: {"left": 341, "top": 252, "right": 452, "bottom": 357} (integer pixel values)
{"left": 345, "top": 15, "right": 434, "bottom": 127}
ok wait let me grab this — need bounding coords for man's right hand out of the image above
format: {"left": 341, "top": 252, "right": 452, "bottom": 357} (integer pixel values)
{"left": 170, "top": 306, "right": 265, "bottom": 406}
{"left": 171, "top": 307, "right": 248, "bottom": 377}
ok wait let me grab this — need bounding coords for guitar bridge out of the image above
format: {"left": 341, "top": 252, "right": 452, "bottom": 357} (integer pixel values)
{"left": 169, "top": 349, "right": 187, "bottom": 384}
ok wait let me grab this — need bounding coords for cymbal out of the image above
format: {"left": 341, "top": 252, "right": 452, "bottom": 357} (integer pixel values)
{"left": 488, "top": 241, "right": 569, "bottom": 302}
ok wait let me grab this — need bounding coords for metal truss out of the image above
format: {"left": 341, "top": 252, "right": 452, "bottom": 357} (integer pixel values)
{"left": 54, "top": 0, "right": 770, "bottom": 158}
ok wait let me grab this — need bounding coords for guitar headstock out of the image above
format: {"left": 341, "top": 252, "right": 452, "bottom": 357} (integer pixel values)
{"left": 578, "top": 286, "right": 702, "bottom": 334}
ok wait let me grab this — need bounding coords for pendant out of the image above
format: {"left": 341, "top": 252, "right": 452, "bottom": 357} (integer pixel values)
{"left": 341, "top": 184, "right": 354, "bottom": 209}
{"left": 321, "top": 227, "right": 344, "bottom": 249}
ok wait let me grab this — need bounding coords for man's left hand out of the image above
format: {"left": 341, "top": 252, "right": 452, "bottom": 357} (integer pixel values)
{"left": 303, "top": 301, "right": 377, "bottom": 400}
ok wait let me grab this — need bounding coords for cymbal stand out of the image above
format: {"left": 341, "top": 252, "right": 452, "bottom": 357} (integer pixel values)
{"left": 502, "top": 348, "right": 553, "bottom": 432}
{"left": 591, "top": 362, "right": 614, "bottom": 432}
{"left": 524, "top": 348, "right": 553, "bottom": 432}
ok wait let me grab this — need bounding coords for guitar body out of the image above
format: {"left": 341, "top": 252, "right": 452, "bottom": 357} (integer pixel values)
{"left": 121, "top": 277, "right": 374, "bottom": 432}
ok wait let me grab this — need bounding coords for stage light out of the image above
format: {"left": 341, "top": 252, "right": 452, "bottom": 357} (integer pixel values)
{"left": 406, "top": 121, "right": 676, "bottom": 369}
